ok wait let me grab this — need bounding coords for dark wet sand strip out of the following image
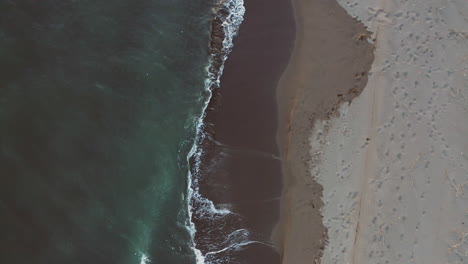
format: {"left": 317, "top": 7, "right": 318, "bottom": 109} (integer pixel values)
{"left": 193, "top": 0, "right": 295, "bottom": 263}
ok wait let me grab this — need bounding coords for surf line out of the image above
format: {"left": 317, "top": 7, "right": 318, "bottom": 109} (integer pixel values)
{"left": 185, "top": 0, "right": 245, "bottom": 264}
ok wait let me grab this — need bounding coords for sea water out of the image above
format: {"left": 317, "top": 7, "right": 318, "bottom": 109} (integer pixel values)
{"left": 0, "top": 0, "right": 243, "bottom": 263}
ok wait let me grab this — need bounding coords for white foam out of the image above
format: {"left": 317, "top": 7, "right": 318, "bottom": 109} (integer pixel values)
{"left": 204, "top": 240, "right": 275, "bottom": 261}
{"left": 205, "top": 241, "right": 256, "bottom": 257}
{"left": 139, "top": 253, "right": 150, "bottom": 264}
{"left": 184, "top": 0, "right": 245, "bottom": 263}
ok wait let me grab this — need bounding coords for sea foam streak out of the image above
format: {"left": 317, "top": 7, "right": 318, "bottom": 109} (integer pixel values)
{"left": 139, "top": 253, "right": 150, "bottom": 264}
{"left": 185, "top": 0, "right": 245, "bottom": 263}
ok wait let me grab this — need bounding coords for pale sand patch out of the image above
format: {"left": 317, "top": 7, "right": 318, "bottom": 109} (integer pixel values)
{"left": 314, "top": 0, "right": 468, "bottom": 263}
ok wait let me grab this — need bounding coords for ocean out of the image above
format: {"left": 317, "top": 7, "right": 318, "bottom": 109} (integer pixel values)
{"left": 0, "top": 0, "right": 244, "bottom": 263}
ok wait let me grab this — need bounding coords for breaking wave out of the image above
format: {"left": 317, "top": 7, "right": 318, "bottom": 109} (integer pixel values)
{"left": 184, "top": 0, "right": 246, "bottom": 263}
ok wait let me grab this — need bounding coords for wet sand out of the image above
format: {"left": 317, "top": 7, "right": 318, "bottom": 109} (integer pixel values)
{"left": 275, "top": 0, "right": 375, "bottom": 263}
{"left": 192, "top": 0, "right": 295, "bottom": 262}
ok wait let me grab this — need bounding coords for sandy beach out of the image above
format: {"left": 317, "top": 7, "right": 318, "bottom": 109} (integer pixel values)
{"left": 275, "top": 0, "right": 374, "bottom": 262}
{"left": 278, "top": 0, "right": 467, "bottom": 263}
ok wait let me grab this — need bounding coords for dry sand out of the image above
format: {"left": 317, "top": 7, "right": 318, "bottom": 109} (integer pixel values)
{"left": 311, "top": 0, "right": 468, "bottom": 263}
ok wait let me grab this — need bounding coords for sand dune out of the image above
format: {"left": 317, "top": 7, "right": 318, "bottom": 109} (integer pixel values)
{"left": 314, "top": 0, "right": 468, "bottom": 263}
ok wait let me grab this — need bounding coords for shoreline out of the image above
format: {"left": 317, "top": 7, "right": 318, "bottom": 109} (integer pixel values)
{"left": 187, "top": 1, "right": 245, "bottom": 262}
{"left": 191, "top": 0, "right": 295, "bottom": 262}
{"left": 275, "top": 0, "right": 375, "bottom": 262}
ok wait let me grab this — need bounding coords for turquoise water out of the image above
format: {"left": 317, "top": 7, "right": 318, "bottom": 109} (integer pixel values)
{"left": 0, "top": 1, "right": 217, "bottom": 263}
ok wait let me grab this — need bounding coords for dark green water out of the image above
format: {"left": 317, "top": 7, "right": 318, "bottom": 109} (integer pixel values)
{"left": 0, "top": 1, "right": 213, "bottom": 263}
